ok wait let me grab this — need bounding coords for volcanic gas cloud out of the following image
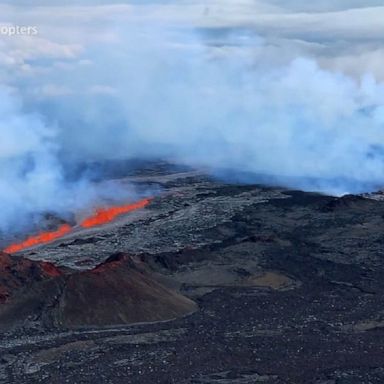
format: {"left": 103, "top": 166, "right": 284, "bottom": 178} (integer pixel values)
{"left": 3, "top": 198, "right": 151, "bottom": 254}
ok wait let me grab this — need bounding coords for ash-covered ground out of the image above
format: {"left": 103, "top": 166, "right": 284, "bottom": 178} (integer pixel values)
{"left": 2, "top": 164, "right": 384, "bottom": 383}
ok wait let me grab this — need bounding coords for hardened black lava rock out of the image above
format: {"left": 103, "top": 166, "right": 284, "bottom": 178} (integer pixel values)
{"left": 2, "top": 168, "right": 384, "bottom": 383}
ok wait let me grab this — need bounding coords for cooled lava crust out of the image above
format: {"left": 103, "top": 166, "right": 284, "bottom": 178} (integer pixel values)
{"left": 1, "top": 166, "right": 384, "bottom": 383}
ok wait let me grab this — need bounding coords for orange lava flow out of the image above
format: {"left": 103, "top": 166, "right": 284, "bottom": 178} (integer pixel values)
{"left": 3, "top": 198, "right": 151, "bottom": 254}
{"left": 3, "top": 224, "right": 72, "bottom": 254}
{"left": 80, "top": 198, "right": 151, "bottom": 228}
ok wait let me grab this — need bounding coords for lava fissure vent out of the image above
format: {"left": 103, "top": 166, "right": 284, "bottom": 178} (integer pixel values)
{"left": 3, "top": 198, "right": 151, "bottom": 254}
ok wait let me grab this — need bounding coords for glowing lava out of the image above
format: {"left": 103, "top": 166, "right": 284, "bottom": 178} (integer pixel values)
{"left": 3, "top": 198, "right": 151, "bottom": 254}
{"left": 4, "top": 224, "right": 72, "bottom": 254}
{"left": 80, "top": 198, "right": 151, "bottom": 228}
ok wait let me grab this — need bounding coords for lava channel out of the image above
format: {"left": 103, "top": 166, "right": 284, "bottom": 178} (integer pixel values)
{"left": 3, "top": 198, "right": 151, "bottom": 254}
{"left": 80, "top": 198, "right": 151, "bottom": 228}
{"left": 3, "top": 224, "right": 72, "bottom": 254}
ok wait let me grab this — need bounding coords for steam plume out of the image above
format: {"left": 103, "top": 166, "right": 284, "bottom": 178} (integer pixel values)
{"left": 2, "top": 23, "right": 384, "bottom": 233}
{"left": 46, "top": 27, "right": 384, "bottom": 194}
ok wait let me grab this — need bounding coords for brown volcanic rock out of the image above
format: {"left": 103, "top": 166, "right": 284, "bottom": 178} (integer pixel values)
{"left": 0, "top": 253, "right": 196, "bottom": 330}
{"left": 0, "top": 252, "right": 62, "bottom": 303}
{"left": 57, "top": 253, "right": 197, "bottom": 328}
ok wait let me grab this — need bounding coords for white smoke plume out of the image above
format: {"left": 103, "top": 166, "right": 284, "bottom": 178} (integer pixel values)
{"left": 2, "top": 1, "right": 384, "bottom": 233}
{"left": 45, "top": 26, "right": 384, "bottom": 194}
{"left": 0, "top": 86, "right": 140, "bottom": 234}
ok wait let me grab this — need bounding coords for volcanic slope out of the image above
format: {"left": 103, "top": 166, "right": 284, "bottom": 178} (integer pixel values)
{"left": 2, "top": 169, "right": 384, "bottom": 383}
{"left": 0, "top": 251, "right": 196, "bottom": 331}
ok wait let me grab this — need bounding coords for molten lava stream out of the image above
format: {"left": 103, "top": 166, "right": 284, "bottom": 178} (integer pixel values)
{"left": 3, "top": 198, "right": 152, "bottom": 254}
{"left": 4, "top": 224, "right": 72, "bottom": 254}
{"left": 80, "top": 198, "right": 151, "bottom": 228}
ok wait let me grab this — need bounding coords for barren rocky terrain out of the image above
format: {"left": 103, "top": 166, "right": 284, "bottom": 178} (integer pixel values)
{"left": 2, "top": 165, "right": 384, "bottom": 383}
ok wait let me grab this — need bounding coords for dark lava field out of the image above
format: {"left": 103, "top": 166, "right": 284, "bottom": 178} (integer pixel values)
{"left": 2, "top": 166, "right": 384, "bottom": 383}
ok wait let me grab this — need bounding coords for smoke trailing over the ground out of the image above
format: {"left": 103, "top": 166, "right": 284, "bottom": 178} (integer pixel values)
{"left": 2, "top": 22, "right": 384, "bottom": 233}
{"left": 47, "top": 27, "right": 384, "bottom": 193}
